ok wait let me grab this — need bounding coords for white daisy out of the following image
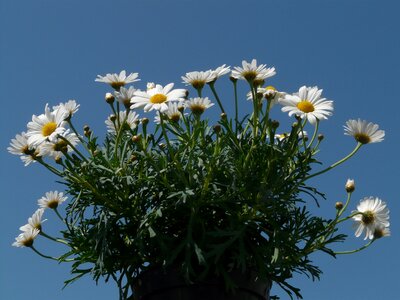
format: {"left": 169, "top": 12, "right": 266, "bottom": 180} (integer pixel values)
{"left": 54, "top": 100, "right": 80, "bottom": 120}
{"left": 38, "top": 191, "right": 67, "bottom": 209}
{"left": 8, "top": 132, "right": 33, "bottom": 156}
{"left": 373, "top": 226, "right": 391, "bottom": 239}
{"left": 231, "top": 59, "right": 276, "bottom": 82}
{"left": 26, "top": 104, "right": 68, "bottom": 147}
{"left": 279, "top": 86, "right": 333, "bottom": 124}
{"left": 181, "top": 70, "right": 213, "bottom": 89}
{"left": 115, "top": 86, "right": 137, "bottom": 108}
{"left": 12, "top": 228, "right": 40, "bottom": 248}
{"left": 105, "top": 110, "right": 139, "bottom": 134}
{"left": 38, "top": 129, "right": 80, "bottom": 158}
{"left": 352, "top": 197, "right": 390, "bottom": 240}
{"left": 20, "top": 152, "right": 40, "bottom": 166}
{"left": 154, "top": 102, "right": 184, "bottom": 124}
{"left": 130, "top": 83, "right": 186, "bottom": 113}
{"left": 209, "top": 64, "right": 231, "bottom": 81}
{"left": 95, "top": 70, "right": 140, "bottom": 89}
{"left": 20, "top": 208, "right": 46, "bottom": 232}
{"left": 185, "top": 97, "right": 214, "bottom": 115}
{"left": 344, "top": 119, "right": 385, "bottom": 144}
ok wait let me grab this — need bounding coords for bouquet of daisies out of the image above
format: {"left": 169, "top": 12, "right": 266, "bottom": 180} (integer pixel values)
{"left": 9, "top": 60, "right": 390, "bottom": 299}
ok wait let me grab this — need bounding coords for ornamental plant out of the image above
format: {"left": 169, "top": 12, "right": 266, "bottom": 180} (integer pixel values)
{"left": 10, "top": 60, "right": 390, "bottom": 299}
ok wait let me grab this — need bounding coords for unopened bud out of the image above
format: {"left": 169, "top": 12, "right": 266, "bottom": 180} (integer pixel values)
{"left": 318, "top": 134, "right": 324, "bottom": 141}
{"left": 55, "top": 156, "right": 63, "bottom": 164}
{"left": 220, "top": 113, "right": 227, "bottom": 120}
{"left": 158, "top": 143, "right": 166, "bottom": 149}
{"left": 83, "top": 125, "right": 90, "bottom": 132}
{"left": 109, "top": 114, "right": 117, "bottom": 122}
{"left": 229, "top": 76, "right": 238, "bottom": 83}
{"left": 271, "top": 120, "right": 280, "bottom": 129}
{"left": 141, "top": 118, "right": 149, "bottom": 125}
{"left": 84, "top": 130, "right": 92, "bottom": 138}
{"left": 130, "top": 155, "right": 137, "bottom": 162}
{"left": 345, "top": 179, "right": 355, "bottom": 193}
{"left": 105, "top": 93, "right": 115, "bottom": 104}
{"left": 292, "top": 122, "right": 298, "bottom": 128}
{"left": 132, "top": 135, "right": 141, "bottom": 143}
{"left": 213, "top": 124, "right": 221, "bottom": 133}
{"left": 177, "top": 105, "right": 185, "bottom": 113}
{"left": 335, "top": 202, "right": 344, "bottom": 210}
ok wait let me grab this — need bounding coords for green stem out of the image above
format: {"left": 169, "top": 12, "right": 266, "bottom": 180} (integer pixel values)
{"left": 36, "top": 158, "right": 62, "bottom": 176}
{"left": 40, "top": 231, "right": 70, "bottom": 246}
{"left": 233, "top": 80, "right": 238, "bottom": 134}
{"left": 30, "top": 246, "right": 59, "bottom": 260}
{"left": 57, "top": 135, "right": 88, "bottom": 163}
{"left": 53, "top": 207, "right": 65, "bottom": 223}
{"left": 208, "top": 82, "right": 225, "bottom": 113}
{"left": 334, "top": 239, "right": 375, "bottom": 255}
{"left": 305, "top": 143, "right": 363, "bottom": 181}
{"left": 307, "top": 119, "right": 319, "bottom": 148}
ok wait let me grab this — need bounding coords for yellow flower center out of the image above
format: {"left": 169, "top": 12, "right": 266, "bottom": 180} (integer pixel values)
{"left": 243, "top": 71, "right": 257, "bottom": 81}
{"left": 191, "top": 80, "right": 206, "bottom": 90}
{"left": 354, "top": 133, "right": 371, "bottom": 144}
{"left": 111, "top": 82, "right": 125, "bottom": 89}
{"left": 361, "top": 211, "right": 375, "bottom": 225}
{"left": 265, "top": 85, "right": 276, "bottom": 91}
{"left": 150, "top": 94, "right": 167, "bottom": 104}
{"left": 190, "top": 104, "right": 206, "bottom": 115}
{"left": 42, "top": 122, "right": 57, "bottom": 137}
{"left": 297, "top": 100, "right": 315, "bottom": 113}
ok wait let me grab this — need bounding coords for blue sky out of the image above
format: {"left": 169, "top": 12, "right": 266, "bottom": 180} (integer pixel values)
{"left": 1, "top": 0, "right": 399, "bottom": 299}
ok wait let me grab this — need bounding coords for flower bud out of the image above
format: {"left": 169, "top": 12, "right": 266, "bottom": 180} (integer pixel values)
{"left": 55, "top": 156, "right": 63, "bottom": 164}
{"left": 213, "top": 124, "right": 221, "bottom": 134}
{"left": 345, "top": 179, "right": 355, "bottom": 193}
{"left": 220, "top": 113, "right": 227, "bottom": 120}
{"left": 318, "top": 134, "right": 324, "bottom": 141}
{"left": 83, "top": 125, "right": 90, "bottom": 132}
{"left": 84, "top": 130, "right": 92, "bottom": 138}
{"left": 271, "top": 120, "right": 280, "bottom": 129}
{"left": 229, "top": 76, "right": 238, "bottom": 83}
{"left": 177, "top": 105, "right": 185, "bottom": 113}
{"left": 141, "top": 118, "right": 149, "bottom": 125}
{"left": 132, "top": 135, "right": 141, "bottom": 143}
{"left": 109, "top": 114, "right": 117, "bottom": 122}
{"left": 335, "top": 202, "right": 344, "bottom": 210}
{"left": 105, "top": 93, "right": 115, "bottom": 104}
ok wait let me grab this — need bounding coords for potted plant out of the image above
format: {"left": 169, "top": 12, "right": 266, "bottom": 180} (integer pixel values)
{"left": 10, "top": 59, "right": 390, "bottom": 300}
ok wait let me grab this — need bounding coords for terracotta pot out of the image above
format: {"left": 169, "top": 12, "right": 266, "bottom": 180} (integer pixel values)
{"left": 133, "top": 267, "right": 271, "bottom": 300}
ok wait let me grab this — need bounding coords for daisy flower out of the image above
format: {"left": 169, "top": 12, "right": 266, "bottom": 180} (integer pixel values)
{"left": 115, "top": 86, "right": 137, "bottom": 108}
{"left": 352, "top": 197, "right": 390, "bottom": 240}
{"left": 12, "top": 228, "right": 40, "bottom": 248}
{"left": 8, "top": 132, "right": 34, "bottom": 156}
{"left": 105, "top": 110, "right": 139, "bottom": 134}
{"left": 209, "top": 64, "right": 231, "bottom": 81}
{"left": 154, "top": 102, "right": 184, "bottom": 124}
{"left": 373, "top": 226, "right": 391, "bottom": 239}
{"left": 231, "top": 59, "right": 276, "bottom": 82}
{"left": 185, "top": 97, "right": 214, "bottom": 115}
{"left": 246, "top": 86, "right": 285, "bottom": 108}
{"left": 181, "top": 70, "right": 213, "bottom": 89}
{"left": 20, "top": 208, "right": 46, "bottom": 232}
{"left": 38, "top": 130, "right": 80, "bottom": 159}
{"left": 54, "top": 99, "right": 80, "bottom": 120}
{"left": 344, "top": 119, "right": 385, "bottom": 144}
{"left": 26, "top": 104, "right": 68, "bottom": 147}
{"left": 279, "top": 86, "right": 333, "bottom": 124}
{"left": 95, "top": 70, "right": 139, "bottom": 89}
{"left": 130, "top": 83, "right": 186, "bottom": 113}
{"left": 38, "top": 191, "right": 67, "bottom": 209}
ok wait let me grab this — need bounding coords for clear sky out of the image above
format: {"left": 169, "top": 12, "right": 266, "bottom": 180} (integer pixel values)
{"left": 1, "top": 0, "right": 399, "bottom": 299}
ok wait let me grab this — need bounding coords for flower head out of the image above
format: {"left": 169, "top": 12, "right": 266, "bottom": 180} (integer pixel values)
{"left": 95, "top": 70, "right": 139, "bottom": 89}
{"left": 345, "top": 179, "right": 355, "bottom": 193}
{"left": 54, "top": 100, "right": 80, "bottom": 120}
{"left": 115, "top": 86, "right": 137, "bottom": 109}
{"left": 344, "top": 119, "right": 385, "bottom": 144}
{"left": 209, "top": 64, "right": 231, "bottom": 81}
{"left": 19, "top": 208, "right": 46, "bottom": 232}
{"left": 352, "top": 197, "right": 390, "bottom": 240}
{"left": 231, "top": 59, "right": 276, "bottom": 83}
{"left": 38, "top": 191, "right": 67, "bottom": 209}
{"left": 12, "top": 228, "right": 40, "bottom": 248}
{"left": 105, "top": 110, "right": 139, "bottom": 134}
{"left": 154, "top": 102, "right": 184, "bottom": 124}
{"left": 38, "top": 130, "right": 79, "bottom": 159}
{"left": 185, "top": 97, "right": 214, "bottom": 115}
{"left": 26, "top": 104, "right": 68, "bottom": 147}
{"left": 279, "top": 86, "right": 333, "bottom": 124}
{"left": 181, "top": 70, "right": 213, "bottom": 90}
{"left": 130, "top": 83, "right": 186, "bottom": 113}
